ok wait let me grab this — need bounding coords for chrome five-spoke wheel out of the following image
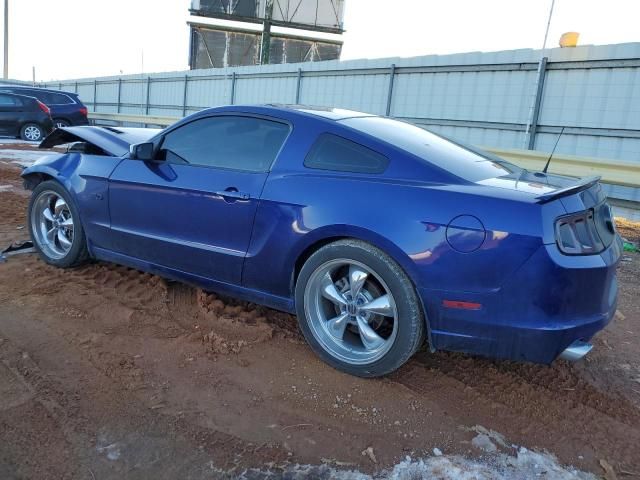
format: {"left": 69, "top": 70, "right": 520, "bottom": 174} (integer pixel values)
{"left": 30, "top": 190, "right": 75, "bottom": 259}
{"left": 304, "top": 259, "right": 398, "bottom": 365}
{"left": 297, "top": 240, "right": 425, "bottom": 376}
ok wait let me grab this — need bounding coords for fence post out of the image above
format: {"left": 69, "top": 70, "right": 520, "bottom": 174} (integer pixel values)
{"left": 145, "top": 76, "right": 151, "bottom": 115}
{"left": 74, "top": 81, "right": 78, "bottom": 94}
{"left": 182, "top": 75, "right": 189, "bottom": 117}
{"left": 117, "top": 78, "right": 122, "bottom": 114}
{"left": 230, "top": 71, "right": 236, "bottom": 105}
{"left": 385, "top": 63, "right": 396, "bottom": 117}
{"left": 295, "top": 68, "right": 302, "bottom": 104}
{"left": 525, "top": 56, "right": 548, "bottom": 150}
{"left": 93, "top": 79, "right": 97, "bottom": 112}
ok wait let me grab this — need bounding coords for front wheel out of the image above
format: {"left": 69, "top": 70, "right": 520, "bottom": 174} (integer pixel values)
{"left": 295, "top": 239, "right": 425, "bottom": 377}
{"left": 28, "top": 180, "right": 89, "bottom": 268}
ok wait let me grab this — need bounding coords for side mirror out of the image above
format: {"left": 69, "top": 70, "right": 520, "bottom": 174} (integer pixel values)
{"left": 129, "top": 142, "right": 156, "bottom": 161}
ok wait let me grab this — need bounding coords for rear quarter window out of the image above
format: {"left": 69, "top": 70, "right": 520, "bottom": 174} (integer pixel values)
{"left": 304, "top": 133, "right": 388, "bottom": 174}
{"left": 0, "top": 94, "right": 21, "bottom": 106}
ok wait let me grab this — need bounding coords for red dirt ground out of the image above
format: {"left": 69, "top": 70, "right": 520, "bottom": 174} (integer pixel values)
{"left": 1, "top": 160, "right": 639, "bottom": 479}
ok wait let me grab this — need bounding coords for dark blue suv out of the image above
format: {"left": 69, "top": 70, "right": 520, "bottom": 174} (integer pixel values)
{"left": 0, "top": 85, "right": 88, "bottom": 128}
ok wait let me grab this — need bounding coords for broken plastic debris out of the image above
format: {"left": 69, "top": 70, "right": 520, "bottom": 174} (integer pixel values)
{"left": 1, "top": 241, "right": 35, "bottom": 257}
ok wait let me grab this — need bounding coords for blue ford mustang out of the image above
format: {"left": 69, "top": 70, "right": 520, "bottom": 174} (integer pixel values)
{"left": 22, "top": 105, "right": 622, "bottom": 377}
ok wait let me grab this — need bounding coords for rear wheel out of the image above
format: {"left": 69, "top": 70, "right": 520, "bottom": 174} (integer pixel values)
{"left": 28, "top": 180, "right": 89, "bottom": 268}
{"left": 20, "top": 123, "right": 44, "bottom": 142}
{"left": 295, "top": 239, "right": 425, "bottom": 377}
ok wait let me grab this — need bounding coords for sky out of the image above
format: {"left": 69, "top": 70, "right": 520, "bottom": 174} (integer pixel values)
{"left": 4, "top": 0, "right": 640, "bottom": 81}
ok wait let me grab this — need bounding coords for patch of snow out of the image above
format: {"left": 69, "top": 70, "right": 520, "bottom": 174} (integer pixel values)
{"left": 96, "top": 434, "right": 123, "bottom": 461}
{"left": 0, "top": 149, "right": 57, "bottom": 167}
{"left": 0, "top": 137, "right": 38, "bottom": 146}
{"left": 472, "top": 433, "right": 498, "bottom": 453}
{"left": 229, "top": 449, "right": 597, "bottom": 480}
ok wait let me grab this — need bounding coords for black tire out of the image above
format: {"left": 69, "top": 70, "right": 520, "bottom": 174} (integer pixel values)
{"left": 20, "top": 123, "right": 45, "bottom": 142}
{"left": 53, "top": 119, "right": 70, "bottom": 128}
{"left": 27, "top": 180, "right": 89, "bottom": 268}
{"left": 295, "top": 239, "right": 425, "bottom": 377}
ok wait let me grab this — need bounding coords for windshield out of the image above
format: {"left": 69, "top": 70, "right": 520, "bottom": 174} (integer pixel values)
{"left": 340, "top": 116, "right": 522, "bottom": 182}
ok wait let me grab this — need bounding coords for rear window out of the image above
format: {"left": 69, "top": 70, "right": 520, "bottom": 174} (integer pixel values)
{"left": 41, "top": 92, "right": 75, "bottom": 105}
{"left": 304, "top": 133, "right": 389, "bottom": 174}
{"left": 340, "top": 116, "right": 519, "bottom": 182}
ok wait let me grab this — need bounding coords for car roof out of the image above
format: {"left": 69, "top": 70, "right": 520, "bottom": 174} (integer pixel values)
{"left": 195, "top": 104, "right": 378, "bottom": 124}
{"left": 265, "top": 104, "right": 376, "bottom": 121}
{"left": 0, "top": 85, "right": 78, "bottom": 96}
{"left": 0, "top": 91, "right": 39, "bottom": 101}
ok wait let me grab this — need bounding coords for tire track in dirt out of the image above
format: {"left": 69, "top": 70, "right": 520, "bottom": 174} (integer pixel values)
{"left": 0, "top": 190, "right": 29, "bottom": 246}
{"left": 0, "top": 308, "right": 291, "bottom": 478}
{"left": 15, "top": 252, "right": 300, "bottom": 352}
{"left": 390, "top": 351, "right": 640, "bottom": 472}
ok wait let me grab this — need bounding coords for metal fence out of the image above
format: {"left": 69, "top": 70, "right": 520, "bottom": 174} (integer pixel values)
{"left": 42, "top": 43, "right": 640, "bottom": 203}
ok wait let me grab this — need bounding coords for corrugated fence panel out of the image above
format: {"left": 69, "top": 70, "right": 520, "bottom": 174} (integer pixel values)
{"left": 299, "top": 73, "right": 389, "bottom": 115}
{"left": 235, "top": 75, "right": 297, "bottom": 104}
{"left": 187, "top": 77, "right": 231, "bottom": 110}
{"left": 540, "top": 67, "right": 640, "bottom": 130}
{"left": 149, "top": 79, "right": 183, "bottom": 110}
{"left": 392, "top": 69, "right": 536, "bottom": 124}
{"left": 120, "top": 80, "right": 147, "bottom": 111}
{"left": 41, "top": 42, "right": 640, "bottom": 170}
{"left": 76, "top": 83, "right": 94, "bottom": 106}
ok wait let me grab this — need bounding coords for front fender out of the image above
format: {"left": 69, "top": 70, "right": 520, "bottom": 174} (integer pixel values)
{"left": 22, "top": 152, "right": 124, "bottom": 254}
{"left": 21, "top": 152, "right": 80, "bottom": 193}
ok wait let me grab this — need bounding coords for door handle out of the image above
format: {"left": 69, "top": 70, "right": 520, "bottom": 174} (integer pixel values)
{"left": 214, "top": 189, "right": 250, "bottom": 201}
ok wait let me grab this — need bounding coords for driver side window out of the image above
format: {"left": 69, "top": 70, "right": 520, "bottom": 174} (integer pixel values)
{"left": 159, "top": 115, "right": 290, "bottom": 173}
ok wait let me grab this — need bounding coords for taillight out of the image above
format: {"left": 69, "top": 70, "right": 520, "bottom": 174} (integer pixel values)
{"left": 37, "top": 100, "right": 50, "bottom": 115}
{"left": 79, "top": 107, "right": 88, "bottom": 116}
{"left": 555, "top": 209, "right": 608, "bottom": 255}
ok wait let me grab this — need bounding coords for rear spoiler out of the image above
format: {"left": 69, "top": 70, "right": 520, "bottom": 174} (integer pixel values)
{"left": 535, "top": 176, "right": 601, "bottom": 204}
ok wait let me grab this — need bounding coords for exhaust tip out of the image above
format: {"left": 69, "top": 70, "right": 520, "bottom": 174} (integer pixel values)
{"left": 559, "top": 340, "right": 593, "bottom": 361}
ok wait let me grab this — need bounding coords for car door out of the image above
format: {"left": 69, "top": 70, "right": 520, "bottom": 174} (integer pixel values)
{"left": 0, "top": 94, "right": 21, "bottom": 135}
{"left": 107, "top": 114, "right": 290, "bottom": 284}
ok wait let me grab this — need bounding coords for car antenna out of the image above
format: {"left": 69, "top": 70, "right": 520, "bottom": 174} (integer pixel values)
{"left": 542, "top": 126, "right": 565, "bottom": 174}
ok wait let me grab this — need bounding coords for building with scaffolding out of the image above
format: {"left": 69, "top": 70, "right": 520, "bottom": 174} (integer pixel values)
{"left": 188, "top": 0, "right": 345, "bottom": 69}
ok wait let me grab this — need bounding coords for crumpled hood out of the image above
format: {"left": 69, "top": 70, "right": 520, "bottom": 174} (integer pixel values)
{"left": 39, "top": 126, "right": 161, "bottom": 157}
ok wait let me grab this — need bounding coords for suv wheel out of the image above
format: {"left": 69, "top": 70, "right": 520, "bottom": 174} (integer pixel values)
{"left": 54, "top": 119, "right": 70, "bottom": 128}
{"left": 20, "top": 123, "right": 45, "bottom": 142}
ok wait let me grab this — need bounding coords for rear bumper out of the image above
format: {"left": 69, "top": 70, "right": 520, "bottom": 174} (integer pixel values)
{"left": 420, "top": 235, "right": 622, "bottom": 364}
